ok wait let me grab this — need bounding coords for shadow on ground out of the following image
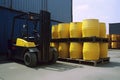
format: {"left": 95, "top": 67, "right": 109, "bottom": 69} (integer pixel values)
{"left": 0, "top": 58, "right": 83, "bottom": 72}
{"left": 34, "top": 62, "right": 83, "bottom": 72}
{"left": 98, "top": 61, "right": 120, "bottom": 67}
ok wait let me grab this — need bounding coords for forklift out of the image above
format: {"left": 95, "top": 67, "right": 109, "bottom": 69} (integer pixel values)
{"left": 7, "top": 10, "right": 58, "bottom": 67}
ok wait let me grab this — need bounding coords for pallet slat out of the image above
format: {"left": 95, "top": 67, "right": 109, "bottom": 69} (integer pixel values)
{"left": 58, "top": 57, "right": 110, "bottom": 66}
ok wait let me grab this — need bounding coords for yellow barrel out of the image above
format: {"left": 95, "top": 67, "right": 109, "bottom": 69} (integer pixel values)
{"left": 117, "top": 35, "right": 120, "bottom": 41}
{"left": 99, "top": 22, "right": 106, "bottom": 38}
{"left": 111, "top": 34, "right": 117, "bottom": 41}
{"left": 58, "top": 23, "right": 69, "bottom": 38}
{"left": 83, "top": 42, "right": 100, "bottom": 60}
{"left": 70, "top": 42, "right": 82, "bottom": 59}
{"left": 52, "top": 25, "right": 58, "bottom": 39}
{"left": 117, "top": 35, "right": 120, "bottom": 48}
{"left": 82, "top": 19, "right": 99, "bottom": 37}
{"left": 107, "top": 34, "right": 111, "bottom": 40}
{"left": 117, "top": 42, "right": 120, "bottom": 48}
{"left": 111, "top": 34, "right": 117, "bottom": 48}
{"left": 50, "top": 42, "right": 59, "bottom": 51}
{"left": 70, "top": 22, "right": 82, "bottom": 38}
{"left": 100, "top": 43, "right": 108, "bottom": 58}
{"left": 106, "top": 34, "right": 111, "bottom": 48}
{"left": 58, "top": 43, "right": 69, "bottom": 58}
{"left": 111, "top": 42, "right": 117, "bottom": 48}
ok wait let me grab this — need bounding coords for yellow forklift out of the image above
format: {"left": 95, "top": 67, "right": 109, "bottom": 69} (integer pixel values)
{"left": 7, "top": 10, "right": 58, "bottom": 67}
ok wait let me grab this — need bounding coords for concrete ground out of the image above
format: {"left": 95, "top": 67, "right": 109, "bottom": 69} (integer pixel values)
{"left": 0, "top": 49, "right": 120, "bottom": 80}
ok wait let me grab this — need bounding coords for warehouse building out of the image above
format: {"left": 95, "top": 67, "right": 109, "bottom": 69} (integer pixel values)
{"left": 109, "top": 23, "right": 120, "bottom": 35}
{"left": 0, "top": 1, "right": 120, "bottom": 80}
{"left": 0, "top": 0, "right": 72, "bottom": 54}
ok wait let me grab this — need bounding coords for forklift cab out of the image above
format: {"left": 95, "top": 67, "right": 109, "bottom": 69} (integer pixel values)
{"left": 21, "top": 24, "right": 40, "bottom": 43}
{"left": 8, "top": 10, "right": 58, "bottom": 67}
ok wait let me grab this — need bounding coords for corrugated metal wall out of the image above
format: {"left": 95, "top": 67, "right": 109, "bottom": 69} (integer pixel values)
{"left": 109, "top": 23, "right": 120, "bottom": 34}
{"left": 0, "top": 0, "right": 72, "bottom": 22}
{"left": 0, "top": 8, "right": 7, "bottom": 53}
{"left": 0, "top": 7, "right": 22, "bottom": 53}
{"left": 48, "top": 0, "right": 72, "bottom": 22}
{"left": 12, "top": 0, "right": 42, "bottom": 13}
{"left": 0, "top": 0, "right": 12, "bottom": 8}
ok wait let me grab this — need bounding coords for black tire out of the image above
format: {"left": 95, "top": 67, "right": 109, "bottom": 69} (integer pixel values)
{"left": 49, "top": 48, "right": 58, "bottom": 64}
{"left": 24, "top": 52, "right": 37, "bottom": 67}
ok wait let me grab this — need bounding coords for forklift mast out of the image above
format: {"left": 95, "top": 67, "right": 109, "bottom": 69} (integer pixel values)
{"left": 40, "top": 10, "right": 51, "bottom": 62}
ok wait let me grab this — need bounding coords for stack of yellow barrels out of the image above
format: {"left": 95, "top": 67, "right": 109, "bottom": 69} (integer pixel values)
{"left": 82, "top": 19, "right": 108, "bottom": 60}
{"left": 111, "top": 34, "right": 117, "bottom": 48}
{"left": 58, "top": 23, "right": 69, "bottom": 58}
{"left": 82, "top": 19, "right": 100, "bottom": 60}
{"left": 51, "top": 25, "right": 59, "bottom": 50}
{"left": 69, "top": 22, "right": 82, "bottom": 59}
{"left": 51, "top": 18, "right": 108, "bottom": 61}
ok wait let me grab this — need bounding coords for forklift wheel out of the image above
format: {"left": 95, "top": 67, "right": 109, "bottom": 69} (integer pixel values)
{"left": 24, "top": 52, "right": 37, "bottom": 67}
{"left": 50, "top": 48, "right": 58, "bottom": 64}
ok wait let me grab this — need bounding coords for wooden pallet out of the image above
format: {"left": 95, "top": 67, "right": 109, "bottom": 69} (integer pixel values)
{"left": 58, "top": 57, "right": 110, "bottom": 66}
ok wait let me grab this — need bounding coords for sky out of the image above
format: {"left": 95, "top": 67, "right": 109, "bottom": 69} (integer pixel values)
{"left": 73, "top": 0, "right": 120, "bottom": 34}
